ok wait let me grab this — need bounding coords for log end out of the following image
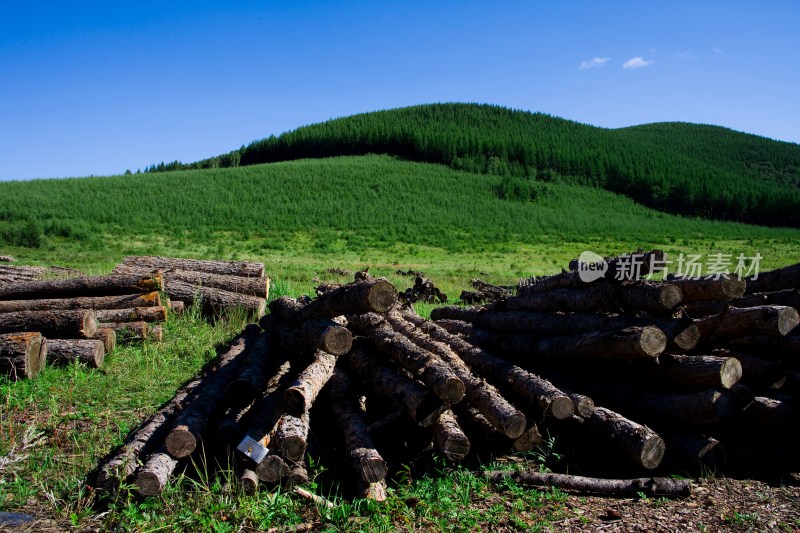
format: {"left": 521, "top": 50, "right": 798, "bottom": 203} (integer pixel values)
{"left": 367, "top": 280, "right": 399, "bottom": 313}
{"left": 639, "top": 326, "right": 667, "bottom": 358}
{"left": 640, "top": 435, "right": 666, "bottom": 470}
{"left": 722, "top": 277, "right": 747, "bottom": 299}
{"left": 280, "top": 437, "right": 308, "bottom": 463}
{"left": 548, "top": 395, "right": 576, "bottom": 420}
{"left": 436, "top": 377, "right": 466, "bottom": 405}
{"left": 777, "top": 306, "right": 800, "bottom": 336}
{"left": 134, "top": 471, "right": 165, "bottom": 497}
{"left": 256, "top": 454, "right": 290, "bottom": 483}
{"left": 164, "top": 426, "right": 197, "bottom": 458}
{"left": 512, "top": 425, "right": 543, "bottom": 452}
{"left": 81, "top": 310, "right": 99, "bottom": 339}
{"left": 720, "top": 357, "right": 743, "bottom": 389}
{"left": 87, "top": 340, "right": 105, "bottom": 368}
{"left": 321, "top": 326, "right": 353, "bottom": 356}
{"left": 660, "top": 284, "right": 683, "bottom": 310}
{"left": 240, "top": 469, "right": 259, "bottom": 495}
{"left": 355, "top": 453, "right": 389, "bottom": 483}
{"left": 502, "top": 412, "right": 529, "bottom": 440}
{"left": 93, "top": 327, "right": 117, "bottom": 353}
{"left": 671, "top": 323, "right": 700, "bottom": 352}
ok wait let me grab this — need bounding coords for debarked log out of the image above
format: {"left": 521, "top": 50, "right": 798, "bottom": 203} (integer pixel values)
{"left": 0, "top": 273, "right": 163, "bottom": 300}
{"left": 0, "top": 332, "right": 46, "bottom": 380}
{"left": 0, "top": 309, "right": 97, "bottom": 339}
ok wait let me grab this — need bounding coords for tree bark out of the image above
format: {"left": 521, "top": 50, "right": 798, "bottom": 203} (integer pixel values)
{"left": 262, "top": 314, "right": 352, "bottom": 356}
{"left": 100, "top": 321, "right": 149, "bottom": 342}
{"left": 659, "top": 353, "right": 742, "bottom": 390}
{"left": 403, "top": 314, "right": 573, "bottom": 419}
{"left": 168, "top": 299, "right": 185, "bottom": 315}
{"left": 165, "top": 280, "right": 266, "bottom": 317}
{"left": 328, "top": 369, "right": 388, "bottom": 483}
{"left": 741, "top": 396, "right": 798, "bottom": 434}
{"left": 662, "top": 432, "right": 727, "bottom": 469}
{"left": 695, "top": 305, "right": 799, "bottom": 342}
{"left": 0, "top": 273, "right": 163, "bottom": 300}
{"left": 484, "top": 470, "right": 690, "bottom": 497}
{"left": 0, "top": 332, "right": 46, "bottom": 380}
{"left": 256, "top": 453, "right": 290, "bottom": 483}
{"left": 357, "top": 480, "right": 388, "bottom": 502}
{"left": 665, "top": 274, "right": 746, "bottom": 303}
{"left": 0, "top": 309, "right": 97, "bottom": 338}
{"left": 347, "top": 313, "right": 465, "bottom": 405}
{"left": 113, "top": 264, "right": 269, "bottom": 298}
{"left": 90, "top": 327, "right": 116, "bottom": 353}
{"left": 121, "top": 255, "right": 265, "bottom": 278}
{"left": 343, "top": 347, "right": 444, "bottom": 427}
{"left": 0, "top": 292, "right": 161, "bottom": 313}
{"left": 386, "top": 311, "right": 527, "bottom": 438}
{"left": 0, "top": 265, "right": 48, "bottom": 280}
{"left": 513, "top": 281, "right": 682, "bottom": 315}
{"left": 432, "top": 410, "right": 471, "bottom": 462}
{"left": 271, "top": 279, "right": 398, "bottom": 324}
{"left": 583, "top": 407, "right": 665, "bottom": 470}
{"left": 454, "top": 404, "right": 541, "bottom": 454}
{"left": 282, "top": 351, "right": 338, "bottom": 417}
{"left": 563, "top": 390, "right": 596, "bottom": 418}
{"left": 164, "top": 327, "right": 259, "bottom": 458}
{"left": 134, "top": 448, "right": 180, "bottom": 496}
{"left": 224, "top": 333, "right": 273, "bottom": 408}
{"left": 95, "top": 306, "right": 167, "bottom": 324}
{"left": 526, "top": 250, "right": 666, "bottom": 292}
{"left": 286, "top": 461, "right": 310, "bottom": 488}
{"left": 726, "top": 335, "right": 800, "bottom": 359}
{"left": 745, "top": 261, "right": 800, "bottom": 295}
{"left": 274, "top": 413, "right": 310, "bottom": 462}
{"left": 0, "top": 255, "right": 15, "bottom": 262}
{"left": 233, "top": 359, "right": 296, "bottom": 451}
{"left": 46, "top": 339, "right": 104, "bottom": 368}
{"left": 716, "top": 350, "right": 786, "bottom": 389}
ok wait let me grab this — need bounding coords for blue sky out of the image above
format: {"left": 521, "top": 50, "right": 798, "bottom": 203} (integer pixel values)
{"left": 1, "top": 1, "right": 798, "bottom": 181}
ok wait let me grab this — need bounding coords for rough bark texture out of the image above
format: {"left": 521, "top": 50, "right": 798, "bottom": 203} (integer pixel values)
{"left": 235, "top": 359, "right": 295, "bottom": 451}
{"left": 0, "top": 255, "right": 15, "bottom": 262}
{"left": 168, "top": 299, "right": 185, "bottom": 315}
{"left": 432, "top": 410, "right": 471, "bottom": 462}
{"left": 95, "top": 306, "right": 167, "bottom": 324}
{"left": 387, "top": 311, "right": 527, "bottom": 438}
{"left": 256, "top": 453, "right": 290, "bottom": 483}
{"left": 113, "top": 264, "right": 269, "bottom": 298}
{"left": 134, "top": 449, "right": 179, "bottom": 496}
{"left": 745, "top": 261, "right": 800, "bottom": 295}
{"left": 295, "top": 318, "right": 353, "bottom": 356}
{"left": 404, "top": 314, "right": 572, "bottom": 419}
{"left": 282, "top": 351, "right": 338, "bottom": 417}
{"left": 454, "top": 404, "right": 541, "bottom": 454}
{"left": 274, "top": 413, "right": 310, "bottom": 462}
{"left": 286, "top": 461, "right": 310, "bottom": 488}
{"left": 513, "top": 281, "right": 682, "bottom": 315}
{"left": 0, "top": 273, "right": 163, "bottom": 300}
{"left": 347, "top": 313, "right": 465, "bottom": 405}
{"left": 274, "top": 279, "right": 398, "bottom": 324}
{"left": 726, "top": 335, "right": 800, "bottom": 358}
{"left": 165, "top": 280, "right": 266, "bottom": 317}
{"left": 0, "top": 292, "right": 161, "bottom": 313}
{"left": 357, "top": 480, "right": 388, "bottom": 502}
{"left": 90, "top": 327, "right": 117, "bottom": 353}
{"left": 563, "top": 390, "right": 596, "bottom": 418}
{"left": 484, "top": 470, "right": 690, "bottom": 497}
{"left": 0, "top": 332, "right": 46, "bottom": 380}
{"left": 660, "top": 353, "right": 743, "bottom": 390}
{"left": 164, "top": 327, "right": 259, "bottom": 458}
{"left": 662, "top": 433, "right": 727, "bottom": 469}
{"left": 100, "top": 321, "right": 149, "bottom": 342}
{"left": 720, "top": 350, "right": 787, "bottom": 389}
{"left": 267, "top": 296, "right": 307, "bottom": 322}
{"left": 225, "top": 333, "right": 273, "bottom": 408}
{"left": 665, "top": 275, "right": 746, "bottom": 303}
{"left": 121, "top": 255, "right": 265, "bottom": 278}
{"left": 741, "top": 396, "right": 798, "bottom": 434}
{"left": 46, "top": 339, "right": 105, "bottom": 368}
{"left": 583, "top": 407, "right": 665, "bottom": 470}
{"left": 695, "top": 305, "right": 799, "bottom": 342}
{"left": 0, "top": 309, "right": 97, "bottom": 339}
{"left": 328, "top": 369, "right": 388, "bottom": 483}
{"left": 343, "top": 347, "right": 444, "bottom": 427}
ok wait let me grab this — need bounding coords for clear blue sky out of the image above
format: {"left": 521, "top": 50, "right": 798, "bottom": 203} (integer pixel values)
{"left": 1, "top": 1, "right": 798, "bottom": 181}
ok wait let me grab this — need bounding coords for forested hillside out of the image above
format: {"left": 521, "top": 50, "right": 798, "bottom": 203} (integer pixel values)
{"left": 155, "top": 103, "right": 800, "bottom": 228}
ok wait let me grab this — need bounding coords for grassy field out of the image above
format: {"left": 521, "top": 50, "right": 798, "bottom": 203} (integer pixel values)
{"left": 2, "top": 155, "right": 800, "bottom": 531}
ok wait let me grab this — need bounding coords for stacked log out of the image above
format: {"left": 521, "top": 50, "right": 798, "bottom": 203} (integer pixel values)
{"left": 460, "top": 279, "right": 513, "bottom": 305}
{"left": 398, "top": 276, "right": 447, "bottom": 304}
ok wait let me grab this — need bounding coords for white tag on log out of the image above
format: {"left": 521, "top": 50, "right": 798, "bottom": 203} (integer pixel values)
{"left": 237, "top": 435, "right": 269, "bottom": 464}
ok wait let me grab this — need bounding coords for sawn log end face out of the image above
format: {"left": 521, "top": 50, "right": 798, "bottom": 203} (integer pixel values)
{"left": 720, "top": 357, "right": 743, "bottom": 389}
{"left": 639, "top": 326, "right": 667, "bottom": 358}
{"left": 367, "top": 280, "right": 399, "bottom": 313}
{"left": 640, "top": 435, "right": 666, "bottom": 470}
{"left": 322, "top": 326, "right": 354, "bottom": 356}
{"left": 672, "top": 323, "right": 700, "bottom": 351}
{"left": 164, "top": 426, "right": 197, "bottom": 458}
{"left": 659, "top": 284, "right": 683, "bottom": 311}
{"left": 549, "top": 395, "right": 576, "bottom": 420}
{"left": 502, "top": 412, "right": 529, "bottom": 440}
{"left": 777, "top": 306, "right": 800, "bottom": 336}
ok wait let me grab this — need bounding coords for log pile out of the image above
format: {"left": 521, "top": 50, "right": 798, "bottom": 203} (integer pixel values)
{"left": 112, "top": 256, "right": 269, "bottom": 317}
{"left": 398, "top": 276, "right": 447, "bottom": 304}
{"left": 459, "top": 279, "right": 514, "bottom": 304}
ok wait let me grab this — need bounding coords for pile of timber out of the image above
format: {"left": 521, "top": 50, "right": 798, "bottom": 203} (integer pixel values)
{"left": 112, "top": 256, "right": 268, "bottom": 317}
{"left": 0, "top": 255, "right": 15, "bottom": 263}
{"left": 0, "top": 273, "right": 167, "bottom": 380}
{"left": 460, "top": 279, "right": 514, "bottom": 304}
{"left": 398, "top": 276, "right": 448, "bottom": 304}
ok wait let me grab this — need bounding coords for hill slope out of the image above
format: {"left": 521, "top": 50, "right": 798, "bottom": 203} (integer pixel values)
{"left": 160, "top": 103, "right": 800, "bottom": 228}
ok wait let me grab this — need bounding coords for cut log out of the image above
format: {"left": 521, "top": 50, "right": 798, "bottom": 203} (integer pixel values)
{"left": 563, "top": 390, "right": 596, "bottom": 418}
{"left": 271, "top": 279, "right": 397, "bottom": 324}
{"left": 403, "top": 313, "right": 573, "bottom": 419}
{"left": 745, "top": 261, "right": 800, "bottom": 294}
{"left": 165, "top": 280, "right": 266, "bottom": 317}
{"left": 347, "top": 313, "right": 465, "bottom": 405}
{"left": 282, "top": 351, "right": 338, "bottom": 417}
{"left": 357, "top": 480, "right": 388, "bottom": 502}
{"left": 240, "top": 469, "right": 259, "bottom": 495}
{"left": 149, "top": 325, "right": 163, "bottom": 343}
{"left": 46, "top": 339, "right": 104, "bottom": 368}
{"left": 513, "top": 281, "right": 682, "bottom": 315}
{"left": 0, "top": 273, "right": 163, "bottom": 300}
{"left": 528, "top": 250, "right": 666, "bottom": 291}
{"left": 726, "top": 335, "right": 800, "bottom": 360}
{"left": 225, "top": 333, "right": 273, "bottom": 408}
{"left": 121, "top": 255, "right": 265, "bottom": 278}
{"left": 328, "top": 368, "right": 388, "bottom": 483}
{"left": 662, "top": 433, "right": 727, "bottom": 469}
{"left": 484, "top": 470, "right": 690, "bottom": 497}
{"left": 0, "top": 292, "right": 161, "bottom": 313}
{"left": 0, "top": 332, "right": 46, "bottom": 380}
{"left": 164, "top": 327, "right": 259, "bottom": 458}
{"left": 295, "top": 319, "right": 353, "bottom": 356}
{"left": 660, "top": 354, "right": 742, "bottom": 390}
{"left": 274, "top": 413, "right": 310, "bottom": 462}
{"left": 343, "top": 347, "right": 445, "bottom": 427}
{"left": 432, "top": 410, "right": 471, "bottom": 462}
{"left": 95, "top": 306, "right": 167, "bottom": 324}
{"left": 0, "top": 309, "right": 97, "bottom": 339}
{"left": 113, "top": 264, "right": 269, "bottom": 298}
{"left": 256, "top": 453, "right": 290, "bottom": 483}
{"left": 286, "top": 461, "right": 310, "bottom": 488}
{"left": 695, "top": 305, "right": 799, "bottom": 342}
{"left": 716, "top": 350, "right": 786, "bottom": 390}
{"left": 168, "top": 300, "right": 185, "bottom": 315}
{"left": 134, "top": 449, "right": 179, "bottom": 496}
{"left": 0, "top": 265, "right": 48, "bottom": 280}
{"left": 386, "top": 311, "right": 527, "bottom": 438}
{"left": 665, "top": 275, "right": 746, "bottom": 303}
{"left": 741, "top": 396, "right": 798, "bottom": 434}
{"left": 454, "top": 404, "right": 541, "bottom": 454}
{"left": 90, "top": 327, "right": 116, "bottom": 353}
{"left": 583, "top": 407, "right": 665, "bottom": 470}
{"left": 0, "top": 255, "right": 15, "bottom": 262}
{"left": 100, "top": 321, "right": 149, "bottom": 342}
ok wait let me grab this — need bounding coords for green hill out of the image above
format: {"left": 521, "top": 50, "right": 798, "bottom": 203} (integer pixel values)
{"left": 158, "top": 103, "right": 800, "bottom": 228}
